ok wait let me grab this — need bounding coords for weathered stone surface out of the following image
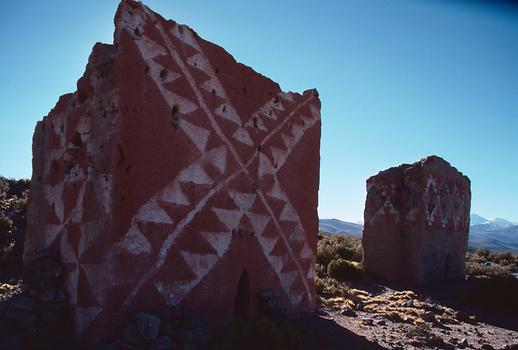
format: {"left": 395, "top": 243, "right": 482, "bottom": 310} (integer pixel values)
{"left": 362, "top": 156, "right": 471, "bottom": 285}
{"left": 24, "top": 0, "right": 321, "bottom": 342}
{"left": 135, "top": 312, "right": 160, "bottom": 340}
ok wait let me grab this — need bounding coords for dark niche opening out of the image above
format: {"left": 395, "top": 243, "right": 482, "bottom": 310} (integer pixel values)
{"left": 233, "top": 269, "right": 250, "bottom": 320}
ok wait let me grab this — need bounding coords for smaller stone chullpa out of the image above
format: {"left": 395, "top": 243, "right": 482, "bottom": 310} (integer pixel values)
{"left": 362, "top": 156, "right": 471, "bottom": 285}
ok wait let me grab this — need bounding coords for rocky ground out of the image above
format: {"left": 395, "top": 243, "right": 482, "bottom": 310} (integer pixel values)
{"left": 314, "top": 280, "right": 518, "bottom": 350}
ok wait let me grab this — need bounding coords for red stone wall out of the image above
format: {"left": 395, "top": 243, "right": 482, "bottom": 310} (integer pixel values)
{"left": 24, "top": 0, "right": 320, "bottom": 342}
{"left": 362, "top": 156, "right": 471, "bottom": 285}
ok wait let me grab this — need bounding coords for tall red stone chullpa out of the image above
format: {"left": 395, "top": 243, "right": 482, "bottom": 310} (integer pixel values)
{"left": 362, "top": 156, "right": 471, "bottom": 285}
{"left": 24, "top": 0, "right": 321, "bottom": 342}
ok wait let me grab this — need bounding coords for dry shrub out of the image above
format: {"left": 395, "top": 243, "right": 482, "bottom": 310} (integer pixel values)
{"left": 327, "top": 259, "right": 364, "bottom": 281}
{"left": 317, "top": 233, "right": 363, "bottom": 268}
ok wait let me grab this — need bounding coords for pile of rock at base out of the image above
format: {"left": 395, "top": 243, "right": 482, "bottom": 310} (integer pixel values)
{"left": 0, "top": 253, "right": 79, "bottom": 350}
{"left": 96, "top": 306, "right": 211, "bottom": 350}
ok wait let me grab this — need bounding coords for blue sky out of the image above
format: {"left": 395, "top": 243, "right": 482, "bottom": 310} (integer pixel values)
{"left": 1, "top": 0, "right": 517, "bottom": 223}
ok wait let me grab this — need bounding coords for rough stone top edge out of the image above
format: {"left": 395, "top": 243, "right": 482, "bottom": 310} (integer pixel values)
{"left": 115, "top": 0, "right": 320, "bottom": 101}
{"left": 366, "top": 155, "right": 470, "bottom": 185}
{"left": 38, "top": 0, "right": 320, "bottom": 127}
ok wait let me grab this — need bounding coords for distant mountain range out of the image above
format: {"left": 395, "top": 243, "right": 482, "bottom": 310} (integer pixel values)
{"left": 318, "top": 219, "right": 363, "bottom": 236}
{"left": 319, "top": 214, "right": 518, "bottom": 254}
{"left": 468, "top": 214, "right": 518, "bottom": 254}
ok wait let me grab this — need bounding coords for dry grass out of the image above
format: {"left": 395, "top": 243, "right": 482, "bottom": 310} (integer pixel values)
{"left": 322, "top": 288, "right": 476, "bottom": 327}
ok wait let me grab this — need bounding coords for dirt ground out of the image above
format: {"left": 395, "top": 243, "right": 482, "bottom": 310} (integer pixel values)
{"left": 309, "top": 278, "right": 518, "bottom": 350}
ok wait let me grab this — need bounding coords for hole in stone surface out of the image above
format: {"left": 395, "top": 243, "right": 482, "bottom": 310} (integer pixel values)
{"left": 144, "top": 65, "right": 150, "bottom": 74}
{"left": 257, "top": 145, "right": 261, "bottom": 153}
{"left": 171, "top": 105, "right": 181, "bottom": 129}
{"left": 242, "top": 87, "right": 247, "bottom": 94}
{"left": 160, "top": 69, "right": 167, "bottom": 79}
{"left": 134, "top": 27, "right": 141, "bottom": 37}
{"left": 211, "top": 89, "right": 216, "bottom": 95}
{"left": 253, "top": 117, "right": 258, "bottom": 129}
{"left": 222, "top": 105, "right": 227, "bottom": 113}
{"left": 233, "top": 269, "right": 250, "bottom": 320}
{"left": 125, "top": 165, "right": 131, "bottom": 173}
{"left": 274, "top": 97, "right": 280, "bottom": 104}
{"left": 65, "top": 162, "right": 74, "bottom": 175}
{"left": 71, "top": 132, "right": 83, "bottom": 148}
{"left": 118, "top": 144, "right": 125, "bottom": 165}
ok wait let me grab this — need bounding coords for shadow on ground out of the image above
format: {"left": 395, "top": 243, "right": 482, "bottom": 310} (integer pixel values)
{"left": 306, "top": 314, "right": 386, "bottom": 350}
{"left": 420, "top": 278, "right": 518, "bottom": 331}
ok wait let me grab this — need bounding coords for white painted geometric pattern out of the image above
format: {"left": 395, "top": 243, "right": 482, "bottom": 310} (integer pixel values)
{"left": 136, "top": 200, "right": 173, "bottom": 224}
{"left": 109, "top": 3, "right": 321, "bottom": 316}
{"left": 201, "top": 231, "right": 232, "bottom": 257}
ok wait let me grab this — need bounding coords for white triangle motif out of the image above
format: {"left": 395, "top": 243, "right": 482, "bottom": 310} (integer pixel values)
{"left": 180, "top": 119, "right": 210, "bottom": 152}
{"left": 160, "top": 182, "right": 190, "bottom": 206}
{"left": 279, "top": 203, "right": 298, "bottom": 222}
{"left": 281, "top": 133, "right": 296, "bottom": 150}
{"left": 119, "top": 225, "right": 152, "bottom": 255}
{"left": 267, "top": 181, "right": 287, "bottom": 201}
{"left": 271, "top": 146, "right": 287, "bottom": 166}
{"left": 205, "top": 146, "right": 227, "bottom": 174}
{"left": 215, "top": 104, "right": 241, "bottom": 125}
{"left": 299, "top": 243, "right": 313, "bottom": 260}
{"left": 233, "top": 128, "right": 253, "bottom": 146}
{"left": 245, "top": 212, "right": 271, "bottom": 236}
{"left": 136, "top": 200, "right": 173, "bottom": 224}
{"left": 258, "top": 153, "right": 274, "bottom": 178}
{"left": 178, "top": 163, "right": 213, "bottom": 185}
{"left": 169, "top": 24, "right": 202, "bottom": 51}
{"left": 212, "top": 208, "right": 242, "bottom": 230}
{"left": 258, "top": 236, "right": 278, "bottom": 255}
{"left": 228, "top": 191, "right": 256, "bottom": 212}
{"left": 180, "top": 252, "right": 218, "bottom": 278}
{"left": 201, "top": 231, "right": 232, "bottom": 257}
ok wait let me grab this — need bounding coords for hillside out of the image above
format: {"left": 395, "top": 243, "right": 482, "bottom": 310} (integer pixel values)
{"left": 320, "top": 217, "right": 518, "bottom": 254}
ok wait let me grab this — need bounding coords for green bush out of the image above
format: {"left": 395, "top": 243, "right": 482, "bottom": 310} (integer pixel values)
{"left": 476, "top": 248, "right": 489, "bottom": 258}
{"left": 317, "top": 233, "right": 363, "bottom": 268}
{"left": 466, "top": 249, "right": 517, "bottom": 278}
{"left": 327, "top": 258, "right": 364, "bottom": 281}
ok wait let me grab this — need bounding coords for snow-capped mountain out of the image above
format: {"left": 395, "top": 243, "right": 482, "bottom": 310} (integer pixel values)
{"left": 469, "top": 214, "right": 491, "bottom": 226}
{"left": 320, "top": 215, "right": 518, "bottom": 254}
{"left": 469, "top": 214, "right": 517, "bottom": 228}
